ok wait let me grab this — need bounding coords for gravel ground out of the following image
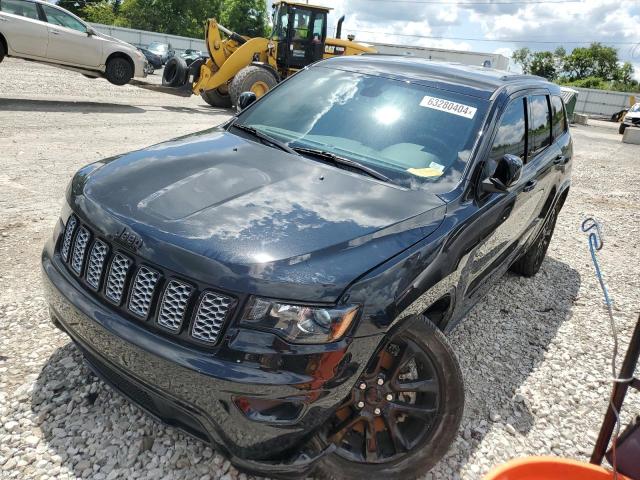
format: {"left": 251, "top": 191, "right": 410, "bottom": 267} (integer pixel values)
{"left": 1, "top": 57, "right": 639, "bottom": 480}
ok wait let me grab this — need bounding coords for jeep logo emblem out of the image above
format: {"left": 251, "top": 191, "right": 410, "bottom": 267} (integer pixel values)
{"left": 115, "top": 227, "right": 143, "bottom": 252}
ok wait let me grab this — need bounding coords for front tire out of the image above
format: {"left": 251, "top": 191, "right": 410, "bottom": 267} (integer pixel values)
{"left": 510, "top": 202, "right": 559, "bottom": 277}
{"left": 314, "top": 315, "right": 464, "bottom": 480}
{"left": 0, "top": 40, "right": 5, "bottom": 63}
{"left": 229, "top": 66, "right": 277, "bottom": 107}
{"left": 619, "top": 124, "right": 626, "bottom": 134}
{"left": 105, "top": 57, "right": 133, "bottom": 85}
{"left": 200, "top": 88, "right": 232, "bottom": 108}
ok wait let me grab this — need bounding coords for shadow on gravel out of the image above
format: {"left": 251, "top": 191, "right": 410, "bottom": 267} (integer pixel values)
{"left": 441, "top": 255, "right": 581, "bottom": 476}
{"left": 0, "top": 98, "right": 145, "bottom": 114}
{"left": 29, "top": 256, "right": 580, "bottom": 479}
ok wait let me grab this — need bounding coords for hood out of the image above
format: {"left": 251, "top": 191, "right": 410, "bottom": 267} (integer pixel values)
{"left": 70, "top": 129, "right": 446, "bottom": 302}
{"left": 95, "top": 31, "right": 137, "bottom": 51}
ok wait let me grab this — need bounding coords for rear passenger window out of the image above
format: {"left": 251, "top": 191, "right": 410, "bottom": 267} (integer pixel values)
{"left": 0, "top": 0, "right": 39, "bottom": 20}
{"left": 490, "top": 98, "right": 527, "bottom": 163}
{"left": 529, "top": 95, "right": 552, "bottom": 154}
{"left": 551, "top": 95, "right": 567, "bottom": 139}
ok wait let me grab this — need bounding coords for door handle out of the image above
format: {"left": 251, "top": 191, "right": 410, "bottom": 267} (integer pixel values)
{"left": 523, "top": 180, "right": 537, "bottom": 192}
{"left": 553, "top": 154, "right": 567, "bottom": 165}
{"left": 0, "top": 17, "right": 8, "bottom": 22}
{"left": 50, "top": 30, "right": 60, "bottom": 35}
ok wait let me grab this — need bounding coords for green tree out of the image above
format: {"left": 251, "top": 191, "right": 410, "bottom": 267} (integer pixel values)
{"left": 512, "top": 47, "right": 532, "bottom": 74}
{"left": 563, "top": 43, "right": 620, "bottom": 81}
{"left": 530, "top": 51, "right": 556, "bottom": 80}
{"left": 81, "top": 1, "right": 119, "bottom": 25}
{"left": 117, "top": 0, "right": 223, "bottom": 38}
{"left": 220, "top": 0, "right": 268, "bottom": 37}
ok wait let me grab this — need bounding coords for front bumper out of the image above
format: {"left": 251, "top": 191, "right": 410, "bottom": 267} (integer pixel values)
{"left": 41, "top": 247, "right": 381, "bottom": 476}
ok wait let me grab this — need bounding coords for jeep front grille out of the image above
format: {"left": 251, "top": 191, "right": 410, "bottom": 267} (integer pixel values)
{"left": 191, "top": 292, "right": 234, "bottom": 344}
{"left": 128, "top": 266, "right": 160, "bottom": 318}
{"left": 157, "top": 281, "right": 193, "bottom": 332}
{"left": 105, "top": 253, "right": 132, "bottom": 304}
{"left": 61, "top": 215, "right": 77, "bottom": 262}
{"left": 58, "top": 217, "right": 236, "bottom": 347}
{"left": 71, "top": 227, "right": 91, "bottom": 274}
{"left": 86, "top": 240, "right": 108, "bottom": 290}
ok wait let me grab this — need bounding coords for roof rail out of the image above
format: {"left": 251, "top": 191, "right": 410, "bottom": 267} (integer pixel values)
{"left": 500, "top": 73, "right": 546, "bottom": 82}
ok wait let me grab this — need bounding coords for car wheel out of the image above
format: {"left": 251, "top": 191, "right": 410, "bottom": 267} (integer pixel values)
{"left": 162, "top": 57, "right": 188, "bottom": 87}
{"left": 229, "top": 66, "right": 277, "bottom": 107}
{"left": 313, "top": 315, "right": 464, "bottom": 480}
{"left": 619, "top": 124, "right": 626, "bottom": 135}
{"left": 0, "top": 40, "right": 5, "bottom": 63}
{"left": 105, "top": 57, "right": 133, "bottom": 86}
{"left": 201, "top": 88, "right": 232, "bottom": 108}
{"left": 510, "top": 203, "right": 559, "bottom": 277}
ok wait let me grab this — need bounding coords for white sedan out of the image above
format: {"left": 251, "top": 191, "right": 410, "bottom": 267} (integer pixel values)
{"left": 0, "top": 0, "right": 146, "bottom": 85}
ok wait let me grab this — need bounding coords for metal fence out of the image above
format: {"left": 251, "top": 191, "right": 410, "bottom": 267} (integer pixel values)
{"left": 89, "top": 23, "right": 206, "bottom": 53}
{"left": 571, "top": 87, "right": 639, "bottom": 118}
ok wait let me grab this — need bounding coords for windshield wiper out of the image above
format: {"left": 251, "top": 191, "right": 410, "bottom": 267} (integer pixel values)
{"left": 292, "top": 147, "right": 391, "bottom": 183}
{"left": 230, "top": 122, "right": 297, "bottom": 155}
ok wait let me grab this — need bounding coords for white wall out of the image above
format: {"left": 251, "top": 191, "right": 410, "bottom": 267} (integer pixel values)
{"left": 570, "top": 87, "right": 639, "bottom": 118}
{"left": 367, "top": 42, "right": 510, "bottom": 70}
{"left": 89, "top": 23, "right": 206, "bottom": 53}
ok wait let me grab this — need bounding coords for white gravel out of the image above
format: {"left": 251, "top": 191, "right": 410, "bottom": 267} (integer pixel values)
{"left": 1, "top": 57, "right": 639, "bottom": 480}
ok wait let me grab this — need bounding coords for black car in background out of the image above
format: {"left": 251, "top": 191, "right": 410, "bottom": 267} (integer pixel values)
{"left": 146, "top": 41, "right": 174, "bottom": 65}
{"left": 42, "top": 56, "right": 571, "bottom": 479}
{"left": 139, "top": 48, "right": 163, "bottom": 72}
{"left": 181, "top": 48, "right": 207, "bottom": 66}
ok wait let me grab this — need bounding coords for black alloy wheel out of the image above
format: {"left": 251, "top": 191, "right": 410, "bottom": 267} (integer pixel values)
{"left": 315, "top": 316, "right": 464, "bottom": 479}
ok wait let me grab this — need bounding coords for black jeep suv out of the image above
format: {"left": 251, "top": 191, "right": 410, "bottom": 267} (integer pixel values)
{"left": 42, "top": 55, "right": 571, "bottom": 479}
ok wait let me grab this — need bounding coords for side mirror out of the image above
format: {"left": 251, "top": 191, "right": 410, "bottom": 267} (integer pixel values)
{"left": 237, "top": 91, "right": 257, "bottom": 112}
{"left": 86, "top": 26, "right": 96, "bottom": 36}
{"left": 482, "top": 154, "right": 523, "bottom": 193}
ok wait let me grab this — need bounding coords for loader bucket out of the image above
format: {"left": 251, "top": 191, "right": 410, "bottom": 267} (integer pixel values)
{"left": 484, "top": 456, "right": 631, "bottom": 480}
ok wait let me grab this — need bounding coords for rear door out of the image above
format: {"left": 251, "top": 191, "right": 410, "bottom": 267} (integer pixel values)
{"left": 0, "top": 0, "right": 48, "bottom": 57}
{"left": 41, "top": 4, "right": 101, "bottom": 68}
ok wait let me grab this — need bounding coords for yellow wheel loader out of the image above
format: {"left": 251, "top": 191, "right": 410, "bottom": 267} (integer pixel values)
{"left": 159, "top": 1, "right": 376, "bottom": 107}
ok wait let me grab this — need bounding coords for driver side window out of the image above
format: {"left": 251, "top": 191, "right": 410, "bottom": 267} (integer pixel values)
{"left": 490, "top": 97, "right": 527, "bottom": 164}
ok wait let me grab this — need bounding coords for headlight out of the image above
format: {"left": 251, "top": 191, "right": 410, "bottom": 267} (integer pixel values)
{"left": 241, "top": 297, "right": 360, "bottom": 344}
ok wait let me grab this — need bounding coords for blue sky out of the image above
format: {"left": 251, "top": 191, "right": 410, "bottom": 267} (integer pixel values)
{"left": 268, "top": 0, "right": 640, "bottom": 78}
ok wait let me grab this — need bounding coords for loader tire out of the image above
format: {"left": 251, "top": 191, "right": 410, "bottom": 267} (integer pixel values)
{"left": 162, "top": 57, "right": 188, "bottom": 87}
{"left": 229, "top": 66, "right": 277, "bottom": 107}
{"left": 201, "top": 88, "right": 232, "bottom": 108}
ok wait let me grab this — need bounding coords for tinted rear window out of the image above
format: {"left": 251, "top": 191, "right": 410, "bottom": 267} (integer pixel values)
{"left": 529, "top": 95, "right": 551, "bottom": 153}
{"left": 550, "top": 95, "right": 567, "bottom": 139}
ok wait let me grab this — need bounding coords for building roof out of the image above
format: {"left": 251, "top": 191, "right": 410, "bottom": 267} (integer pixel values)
{"left": 320, "top": 54, "right": 557, "bottom": 99}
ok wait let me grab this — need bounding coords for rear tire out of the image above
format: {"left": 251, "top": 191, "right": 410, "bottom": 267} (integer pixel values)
{"left": 0, "top": 39, "right": 6, "bottom": 63}
{"left": 229, "top": 66, "right": 277, "bottom": 107}
{"left": 200, "top": 88, "right": 232, "bottom": 108}
{"left": 619, "top": 124, "right": 626, "bottom": 135}
{"left": 162, "top": 57, "right": 188, "bottom": 87}
{"left": 314, "top": 315, "right": 464, "bottom": 480}
{"left": 510, "top": 202, "right": 559, "bottom": 277}
{"left": 105, "top": 57, "right": 133, "bottom": 86}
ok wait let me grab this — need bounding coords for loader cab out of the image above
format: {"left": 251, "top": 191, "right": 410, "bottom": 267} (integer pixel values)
{"left": 271, "top": 1, "right": 329, "bottom": 72}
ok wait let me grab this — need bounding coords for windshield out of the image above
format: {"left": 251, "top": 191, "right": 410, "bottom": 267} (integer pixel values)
{"left": 237, "top": 67, "right": 487, "bottom": 187}
{"left": 630, "top": 103, "right": 640, "bottom": 113}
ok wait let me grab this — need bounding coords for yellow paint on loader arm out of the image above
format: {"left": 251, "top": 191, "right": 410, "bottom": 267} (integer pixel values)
{"left": 193, "top": 37, "right": 270, "bottom": 94}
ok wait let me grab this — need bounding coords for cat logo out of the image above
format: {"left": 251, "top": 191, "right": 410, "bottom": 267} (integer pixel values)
{"left": 325, "top": 45, "right": 346, "bottom": 55}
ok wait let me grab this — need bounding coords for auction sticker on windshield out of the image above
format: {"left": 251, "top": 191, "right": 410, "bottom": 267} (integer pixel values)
{"left": 420, "top": 96, "right": 477, "bottom": 119}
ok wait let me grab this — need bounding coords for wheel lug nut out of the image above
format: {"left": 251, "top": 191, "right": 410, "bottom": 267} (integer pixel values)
{"left": 359, "top": 382, "right": 366, "bottom": 390}
{"left": 377, "top": 378, "right": 384, "bottom": 386}
{"left": 357, "top": 401, "right": 365, "bottom": 409}
{"left": 374, "top": 407, "right": 381, "bottom": 415}
{"left": 386, "top": 394, "right": 393, "bottom": 401}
